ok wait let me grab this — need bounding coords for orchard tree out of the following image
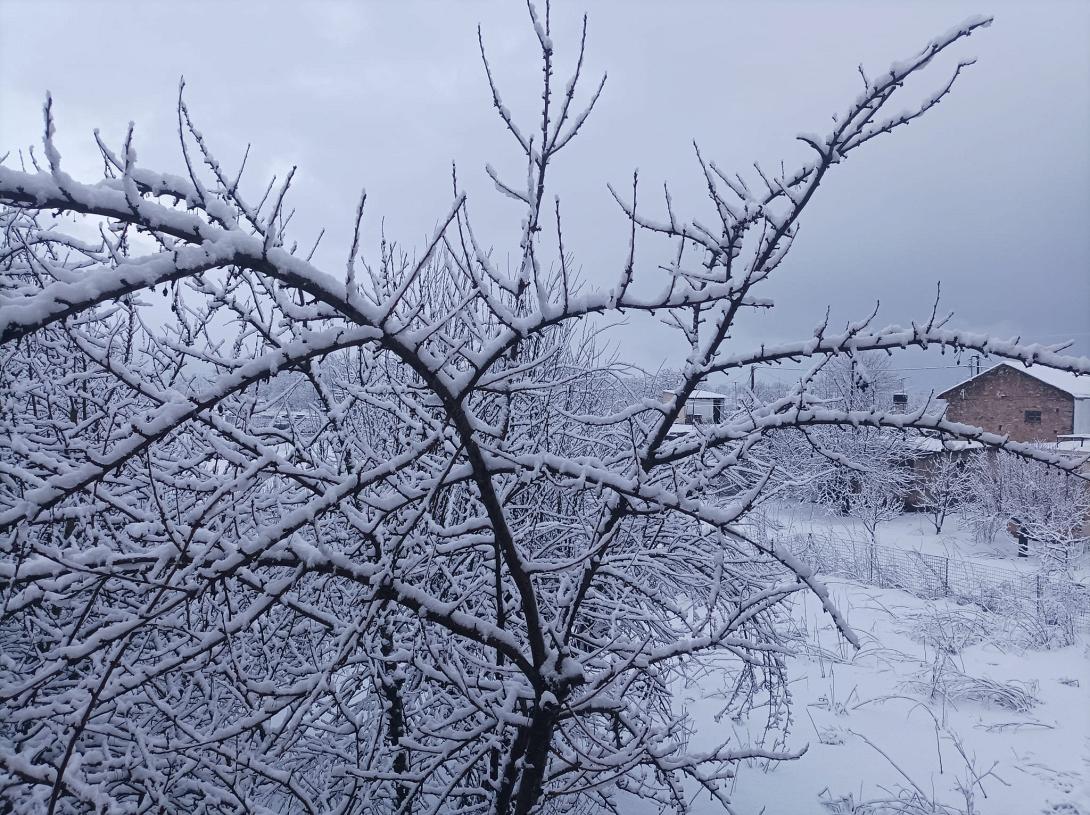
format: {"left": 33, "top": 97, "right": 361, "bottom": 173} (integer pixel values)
{"left": 807, "top": 425, "right": 918, "bottom": 542}
{"left": 1, "top": 6, "right": 1088, "bottom": 814}
{"left": 808, "top": 352, "right": 905, "bottom": 413}
{"left": 782, "top": 355, "right": 919, "bottom": 542}
{"left": 915, "top": 451, "right": 972, "bottom": 533}
{"left": 960, "top": 447, "right": 1012, "bottom": 544}
{"left": 965, "top": 451, "right": 1090, "bottom": 568}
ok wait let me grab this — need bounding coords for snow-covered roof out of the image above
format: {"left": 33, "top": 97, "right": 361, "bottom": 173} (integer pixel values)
{"left": 908, "top": 436, "right": 982, "bottom": 454}
{"left": 938, "top": 362, "right": 1090, "bottom": 400}
{"left": 665, "top": 423, "right": 695, "bottom": 437}
{"left": 665, "top": 389, "right": 725, "bottom": 400}
{"left": 1040, "top": 438, "right": 1090, "bottom": 452}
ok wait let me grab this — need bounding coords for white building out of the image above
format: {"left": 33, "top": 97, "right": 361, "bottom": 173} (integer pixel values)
{"left": 663, "top": 389, "right": 728, "bottom": 437}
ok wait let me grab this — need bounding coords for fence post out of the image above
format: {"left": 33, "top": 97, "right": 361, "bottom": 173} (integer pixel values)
{"left": 943, "top": 557, "right": 949, "bottom": 595}
{"left": 868, "top": 543, "right": 874, "bottom": 584}
{"left": 1036, "top": 573, "right": 1043, "bottom": 617}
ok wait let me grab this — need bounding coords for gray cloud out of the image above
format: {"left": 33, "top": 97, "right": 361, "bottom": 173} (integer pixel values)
{"left": 2, "top": 0, "right": 1087, "bottom": 392}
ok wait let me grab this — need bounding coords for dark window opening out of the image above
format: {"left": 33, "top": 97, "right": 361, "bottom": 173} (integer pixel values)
{"left": 1024, "top": 410, "right": 1042, "bottom": 424}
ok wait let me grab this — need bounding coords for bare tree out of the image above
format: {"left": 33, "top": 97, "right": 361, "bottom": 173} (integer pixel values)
{"left": 964, "top": 451, "right": 1090, "bottom": 568}
{"left": 2, "top": 6, "right": 1088, "bottom": 814}
{"left": 807, "top": 426, "right": 917, "bottom": 542}
{"left": 960, "top": 450, "right": 1012, "bottom": 545}
{"left": 916, "top": 452, "right": 972, "bottom": 534}
{"left": 810, "top": 353, "right": 905, "bottom": 414}
{"left": 779, "top": 355, "right": 919, "bottom": 542}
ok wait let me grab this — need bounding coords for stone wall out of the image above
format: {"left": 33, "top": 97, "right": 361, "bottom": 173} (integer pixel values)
{"left": 942, "top": 365, "right": 1074, "bottom": 442}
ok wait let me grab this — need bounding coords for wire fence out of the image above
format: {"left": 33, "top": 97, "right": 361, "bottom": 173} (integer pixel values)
{"left": 786, "top": 533, "right": 1090, "bottom": 625}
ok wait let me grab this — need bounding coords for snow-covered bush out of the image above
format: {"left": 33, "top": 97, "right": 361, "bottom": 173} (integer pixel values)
{"left": 905, "top": 596, "right": 1077, "bottom": 654}
{"left": 906, "top": 607, "right": 993, "bottom": 655}
{"left": 906, "top": 661, "right": 1040, "bottom": 713}
{"left": 1, "top": 6, "right": 1086, "bottom": 814}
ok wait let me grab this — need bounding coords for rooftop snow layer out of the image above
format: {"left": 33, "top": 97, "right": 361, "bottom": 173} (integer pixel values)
{"left": 940, "top": 362, "right": 1090, "bottom": 399}
{"left": 664, "top": 389, "right": 725, "bottom": 400}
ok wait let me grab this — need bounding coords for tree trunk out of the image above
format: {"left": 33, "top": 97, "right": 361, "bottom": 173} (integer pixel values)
{"left": 511, "top": 707, "right": 558, "bottom": 815}
{"left": 379, "top": 631, "right": 409, "bottom": 808}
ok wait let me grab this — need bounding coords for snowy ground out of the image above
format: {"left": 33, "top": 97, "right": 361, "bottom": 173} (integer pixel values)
{"left": 625, "top": 510, "right": 1090, "bottom": 814}
{"left": 758, "top": 502, "right": 1090, "bottom": 579}
{"left": 684, "top": 579, "right": 1089, "bottom": 814}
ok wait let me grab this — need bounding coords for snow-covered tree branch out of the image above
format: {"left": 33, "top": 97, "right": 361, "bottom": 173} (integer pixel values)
{"left": 1, "top": 5, "right": 1088, "bottom": 814}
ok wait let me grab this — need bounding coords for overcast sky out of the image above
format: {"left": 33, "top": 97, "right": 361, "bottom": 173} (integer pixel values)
{"left": 2, "top": 0, "right": 1087, "bottom": 392}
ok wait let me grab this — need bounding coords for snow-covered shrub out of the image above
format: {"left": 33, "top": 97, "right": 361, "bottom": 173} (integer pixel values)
{"left": 0, "top": 7, "right": 1086, "bottom": 815}
{"left": 905, "top": 662, "right": 1040, "bottom": 712}
{"left": 906, "top": 607, "right": 992, "bottom": 655}
{"left": 1002, "top": 596, "right": 1079, "bottom": 650}
{"left": 905, "top": 595, "right": 1076, "bottom": 654}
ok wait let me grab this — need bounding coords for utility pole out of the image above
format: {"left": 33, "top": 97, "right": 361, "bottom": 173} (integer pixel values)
{"left": 849, "top": 357, "right": 857, "bottom": 410}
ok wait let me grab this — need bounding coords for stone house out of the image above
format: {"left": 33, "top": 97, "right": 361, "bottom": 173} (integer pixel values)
{"left": 937, "top": 363, "right": 1090, "bottom": 443}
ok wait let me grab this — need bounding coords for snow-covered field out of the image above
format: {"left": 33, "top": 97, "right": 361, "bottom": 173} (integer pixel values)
{"left": 628, "top": 511, "right": 1090, "bottom": 814}
{"left": 763, "top": 502, "right": 1078, "bottom": 573}
{"left": 702, "top": 580, "right": 1086, "bottom": 814}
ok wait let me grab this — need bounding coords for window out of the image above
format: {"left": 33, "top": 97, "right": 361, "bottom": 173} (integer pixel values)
{"left": 1024, "top": 410, "right": 1042, "bottom": 424}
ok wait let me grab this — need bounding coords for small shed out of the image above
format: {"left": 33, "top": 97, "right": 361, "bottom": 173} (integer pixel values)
{"left": 663, "top": 389, "right": 727, "bottom": 425}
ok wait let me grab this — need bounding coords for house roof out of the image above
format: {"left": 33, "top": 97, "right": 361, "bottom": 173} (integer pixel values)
{"left": 908, "top": 436, "right": 983, "bottom": 454}
{"left": 665, "top": 389, "right": 725, "bottom": 400}
{"left": 938, "top": 362, "right": 1090, "bottom": 400}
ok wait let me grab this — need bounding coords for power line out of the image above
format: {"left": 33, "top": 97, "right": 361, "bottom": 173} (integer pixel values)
{"left": 750, "top": 363, "right": 976, "bottom": 373}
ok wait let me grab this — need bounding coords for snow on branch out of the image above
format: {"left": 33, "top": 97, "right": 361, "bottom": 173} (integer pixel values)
{"left": 1, "top": 7, "right": 1082, "bottom": 815}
